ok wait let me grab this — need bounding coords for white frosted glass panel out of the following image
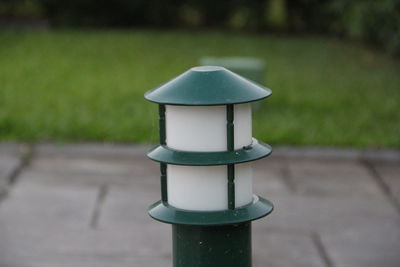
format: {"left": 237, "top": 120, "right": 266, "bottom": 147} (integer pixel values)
{"left": 235, "top": 162, "right": 253, "bottom": 207}
{"left": 167, "top": 163, "right": 253, "bottom": 211}
{"left": 167, "top": 165, "right": 227, "bottom": 211}
{"left": 166, "top": 104, "right": 252, "bottom": 152}
{"left": 234, "top": 104, "right": 252, "bottom": 149}
{"left": 166, "top": 105, "right": 226, "bottom": 152}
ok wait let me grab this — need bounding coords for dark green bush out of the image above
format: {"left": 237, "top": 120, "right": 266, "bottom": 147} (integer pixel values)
{"left": 282, "top": 0, "right": 400, "bottom": 55}
{"left": 2, "top": 0, "right": 400, "bottom": 55}
{"left": 328, "top": 0, "right": 400, "bottom": 55}
{"left": 359, "top": 0, "right": 400, "bottom": 55}
{"left": 38, "top": 0, "right": 185, "bottom": 27}
{"left": 0, "top": 0, "right": 43, "bottom": 19}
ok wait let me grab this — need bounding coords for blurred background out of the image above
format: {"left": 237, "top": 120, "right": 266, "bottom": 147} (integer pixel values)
{"left": 0, "top": 0, "right": 399, "bottom": 147}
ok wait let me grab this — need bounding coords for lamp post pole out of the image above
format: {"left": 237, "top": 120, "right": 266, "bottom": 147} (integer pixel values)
{"left": 145, "top": 66, "right": 273, "bottom": 267}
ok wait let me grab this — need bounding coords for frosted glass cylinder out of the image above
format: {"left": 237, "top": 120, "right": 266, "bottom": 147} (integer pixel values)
{"left": 166, "top": 104, "right": 252, "bottom": 152}
{"left": 167, "top": 163, "right": 253, "bottom": 211}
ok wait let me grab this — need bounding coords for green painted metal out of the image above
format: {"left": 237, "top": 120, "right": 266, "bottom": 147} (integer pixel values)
{"left": 145, "top": 65, "right": 274, "bottom": 267}
{"left": 158, "top": 104, "right": 166, "bottom": 145}
{"left": 160, "top": 163, "right": 168, "bottom": 203}
{"left": 144, "top": 66, "right": 271, "bottom": 106}
{"left": 148, "top": 195, "right": 273, "bottom": 226}
{"left": 227, "top": 164, "right": 235, "bottom": 210}
{"left": 200, "top": 57, "right": 266, "bottom": 84}
{"left": 147, "top": 139, "right": 272, "bottom": 166}
{"left": 226, "top": 104, "right": 234, "bottom": 151}
{"left": 159, "top": 105, "right": 168, "bottom": 204}
{"left": 226, "top": 104, "right": 235, "bottom": 210}
{"left": 173, "top": 222, "right": 251, "bottom": 267}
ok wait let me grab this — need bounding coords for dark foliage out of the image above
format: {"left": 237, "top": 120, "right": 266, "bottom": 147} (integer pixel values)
{"left": 1, "top": 0, "right": 399, "bottom": 55}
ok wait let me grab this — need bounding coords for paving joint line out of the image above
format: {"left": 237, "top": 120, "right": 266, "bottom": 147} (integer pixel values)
{"left": 311, "top": 232, "right": 333, "bottom": 267}
{"left": 0, "top": 189, "right": 7, "bottom": 202}
{"left": 280, "top": 157, "right": 297, "bottom": 193}
{"left": 361, "top": 159, "right": 400, "bottom": 214}
{"left": 0, "top": 143, "right": 35, "bottom": 203}
{"left": 90, "top": 184, "right": 108, "bottom": 229}
{"left": 361, "top": 158, "right": 400, "bottom": 215}
{"left": 8, "top": 143, "right": 35, "bottom": 185}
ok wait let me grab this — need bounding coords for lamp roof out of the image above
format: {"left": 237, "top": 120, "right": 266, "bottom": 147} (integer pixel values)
{"left": 144, "top": 66, "right": 271, "bottom": 106}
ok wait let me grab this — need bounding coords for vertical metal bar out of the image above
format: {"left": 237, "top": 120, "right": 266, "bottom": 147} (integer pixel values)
{"left": 228, "top": 164, "right": 235, "bottom": 209}
{"left": 159, "top": 104, "right": 167, "bottom": 203}
{"left": 159, "top": 104, "right": 166, "bottom": 145}
{"left": 160, "top": 163, "right": 168, "bottom": 203}
{"left": 227, "top": 104, "right": 235, "bottom": 210}
{"left": 227, "top": 104, "right": 234, "bottom": 151}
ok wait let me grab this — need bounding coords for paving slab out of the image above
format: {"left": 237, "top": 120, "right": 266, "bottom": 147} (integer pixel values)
{"left": 35, "top": 143, "right": 151, "bottom": 157}
{"left": 0, "top": 152, "right": 171, "bottom": 267}
{"left": 0, "top": 182, "right": 98, "bottom": 264}
{"left": 99, "top": 185, "right": 160, "bottom": 227}
{"left": 273, "top": 146, "right": 400, "bottom": 162}
{"left": 19, "top": 145, "right": 159, "bottom": 187}
{"left": 97, "top": 185, "right": 172, "bottom": 257}
{"left": 0, "top": 182, "right": 97, "bottom": 229}
{"left": 253, "top": 156, "right": 291, "bottom": 195}
{"left": 0, "top": 256, "right": 170, "bottom": 267}
{"left": 252, "top": 228, "right": 327, "bottom": 267}
{"left": 262, "top": 192, "right": 398, "bottom": 233}
{"left": 259, "top": 192, "right": 400, "bottom": 266}
{"left": 0, "top": 182, "right": 170, "bottom": 267}
{"left": 320, "top": 218, "right": 400, "bottom": 267}
{"left": 0, "top": 228, "right": 171, "bottom": 267}
{"left": 288, "top": 158, "right": 382, "bottom": 196}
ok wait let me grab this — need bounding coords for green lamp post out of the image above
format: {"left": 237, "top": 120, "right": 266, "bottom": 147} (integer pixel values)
{"left": 145, "top": 66, "right": 273, "bottom": 267}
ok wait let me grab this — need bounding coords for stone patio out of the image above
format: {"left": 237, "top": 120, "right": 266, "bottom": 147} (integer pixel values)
{"left": 0, "top": 143, "right": 399, "bottom": 267}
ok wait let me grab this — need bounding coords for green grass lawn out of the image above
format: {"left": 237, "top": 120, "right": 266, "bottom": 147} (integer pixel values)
{"left": 0, "top": 29, "right": 399, "bottom": 147}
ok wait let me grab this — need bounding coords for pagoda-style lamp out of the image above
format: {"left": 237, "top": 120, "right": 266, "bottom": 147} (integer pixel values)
{"left": 145, "top": 66, "right": 273, "bottom": 267}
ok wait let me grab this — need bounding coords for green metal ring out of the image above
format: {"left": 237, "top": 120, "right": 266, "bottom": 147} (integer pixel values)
{"left": 147, "top": 139, "right": 272, "bottom": 166}
{"left": 148, "top": 195, "right": 273, "bottom": 226}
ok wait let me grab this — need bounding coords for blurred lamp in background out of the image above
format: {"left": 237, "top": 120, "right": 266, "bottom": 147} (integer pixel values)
{"left": 200, "top": 57, "right": 266, "bottom": 84}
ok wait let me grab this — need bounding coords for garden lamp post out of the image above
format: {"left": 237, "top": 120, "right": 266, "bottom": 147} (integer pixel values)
{"left": 144, "top": 66, "right": 273, "bottom": 267}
